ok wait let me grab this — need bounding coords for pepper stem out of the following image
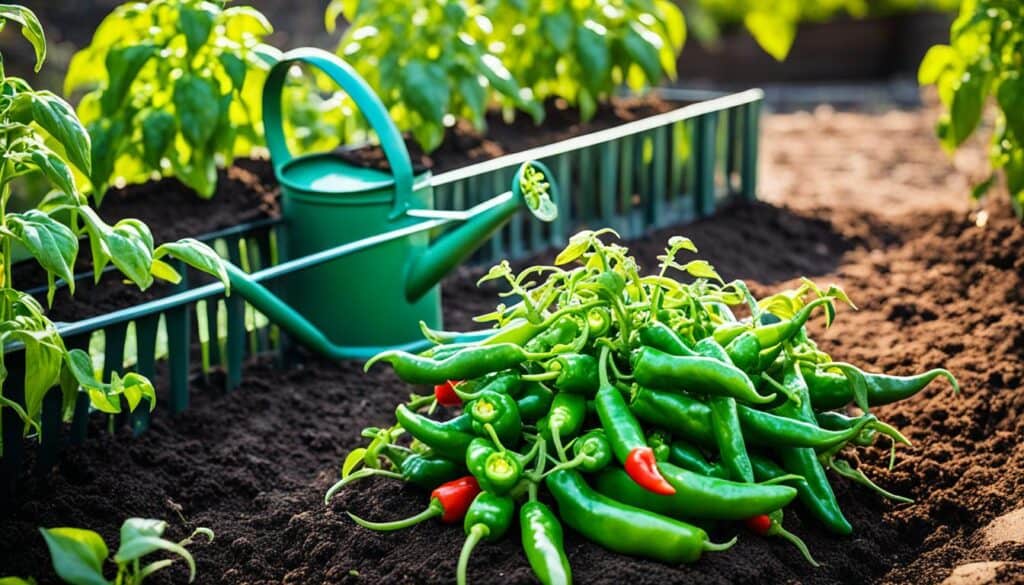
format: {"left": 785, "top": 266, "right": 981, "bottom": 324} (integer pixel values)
{"left": 827, "top": 458, "right": 913, "bottom": 504}
{"left": 702, "top": 535, "right": 738, "bottom": 552}
{"left": 347, "top": 499, "right": 443, "bottom": 531}
{"left": 771, "top": 523, "right": 820, "bottom": 567}
{"left": 325, "top": 468, "right": 403, "bottom": 504}
{"left": 457, "top": 524, "right": 489, "bottom": 585}
{"left": 483, "top": 423, "right": 507, "bottom": 453}
{"left": 758, "top": 474, "right": 806, "bottom": 486}
{"left": 521, "top": 371, "right": 560, "bottom": 382}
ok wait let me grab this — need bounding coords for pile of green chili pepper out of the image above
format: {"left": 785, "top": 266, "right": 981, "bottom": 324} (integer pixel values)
{"left": 326, "top": 230, "right": 959, "bottom": 584}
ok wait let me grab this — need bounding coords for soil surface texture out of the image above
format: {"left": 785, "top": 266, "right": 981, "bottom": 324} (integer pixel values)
{"left": 2, "top": 103, "right": 1023, "bottom": 585}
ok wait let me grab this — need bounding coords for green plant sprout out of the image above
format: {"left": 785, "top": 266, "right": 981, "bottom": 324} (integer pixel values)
{"left": 65, "top": 0, "right": 280, "bottom": 200}
{"left": 39, "top": 518, "right": 214, "bottom": 585}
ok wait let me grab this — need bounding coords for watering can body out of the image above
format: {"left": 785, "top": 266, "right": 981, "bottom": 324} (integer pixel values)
{"left": 262, "top": 49, "right": 556, "bottom": 351}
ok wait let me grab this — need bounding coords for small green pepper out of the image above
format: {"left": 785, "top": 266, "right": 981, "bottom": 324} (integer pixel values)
{"left": 572, "top": 430, "right": 613, "bottom": 473}
{"left": 548, "top": 353, "right": 599, "bottom": 395}
{"left": 525, "top": 315, "right": 580, "bottom": 353}
{"left": 520, "top": 500, "right": 572, "bottom": 585}
{"left": 465, "top": 438, "right": 521, "bottom": 494}
{"left": 457, "top": 492, "right": 515, "bottom": 585}
{"left": 802, "top": 363, "right": 959, "bottom": 411}
{"left": 395, "top": 406, "right": 475, "bottom": 462}
{"left": 539, "top": 392, "right": 587, "bottom": 452}
{"left": 667, "top": 441, "right": 729, "bottom": 479}
{"left": 468, "top": 390, "right": 522, "bottom": 447}
{"left": 367, "top": 344, "right": 540, "bottom": 385}
{"left": 515, "top": 382, "right": 554, "bottom": 423}
{"left": 637, "top": 322, "right": 696, "bottom": 356}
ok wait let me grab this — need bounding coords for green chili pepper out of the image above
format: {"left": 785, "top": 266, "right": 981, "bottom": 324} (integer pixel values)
{"left": 516, "top": 382, "right": 554, "bottom": 423}
{"left": 395, "top": 406, "right": 475, "bottom": 462}
{"left": 468, "top": 390, "right": 522, "bottom": 447}
{"left": 525, "top": 315, "right": 580, "bottom": 353}
{"left": 324, "top": 453, "right": 465, "bottom": 502}
{"left": 464, "top": 438, "right": 521, "bottom": 494}
{"left": 631, "top": 346, "right": 775, "bottom": 404}
{"left": 586, "top": 306, "right": 612, "bottom": 337}
{"left": 456, "top": 372, "right": 522, "bottom": 401}
{"left": 694, "top": 337, "right": 732, "bottom": 363}
{"left": 647, "top": 430, "right": 672, "bottom": 462}
{"left": 595, "top": 382, "right": 675, "bottom": 495}
{"left": 571, "top": 430, "right": 613, "bottom": 472}
{"left": 539, "top": 392, "right": 587, "bottom": 455}
{"left": 803, "top": 363, "right": 959, "bottom": 411}
{"left": 749, "top": 452, "right": 844, "bottom": 543}
{"left": 520, "top": 501, "right": 572, "bottom": 585}
{"left": 631, "top": 387, "right": 871, "bottom": 450}
{"left": 815, "top": 411, "right": 878, "bottom": 446}
{"left": 457, "top": 492, "right": 515, "bottom": 585}
{"left": 667, "top": 441, "right": 729, "bottom": 479}
{"left": 708, "top": 396, "right": 755, "bottom": 483}
{"left": 712, "top": 321, "right": 750, "bottom": 346}
{"left": 480, "top": 317, "right": 547, "bottom": 347}
{"left": 594, "top": 462, "right": 798, "bottom": 520}
{"left": 771, "top": 360, "right": 853, "bottom": 535}
{"left": 725, "top": 331, "right": 762, "bottom": 372}
{"left": 545, "top": 470, "right": 736, "bottom": 563}
{"left": 367, "top": 344, "right": 540, "bottom": 385}
{"left": 548, "top": 353, "right": 599, "bottom": 395}
{"left": 637, "top": 322, "right": 696, "bottom": 356}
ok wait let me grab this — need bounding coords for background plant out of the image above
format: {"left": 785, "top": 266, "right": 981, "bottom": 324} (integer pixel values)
{"left": 325, "top": 0, "right": 543, "bottom": 152}
{"left": 486, "top": 0, "right": 686, "bottom": 122}
{"left": 39, "top": 518, "right": 213, "bottom": 585}
{"left": 0, "top": 5, "right": 229, "bottom": 457}
{"left": 322, "top": 0, "right": 685, "bottom": 152}
{"left": 919, "top": 0, "right": 1024, "bottom": 216}
{"left": 64, "top": 0, "right": 280, "bottom": 200}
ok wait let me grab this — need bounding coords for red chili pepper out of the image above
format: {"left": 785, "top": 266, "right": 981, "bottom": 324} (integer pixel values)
{"left": 745, "top": 514, "right": 773, "bottom": 535}
{"left": 432, "top": 475, "right": 480, "bottom": 522}
{"left": 347, "top": 476, "right": 481, "bottom": 531}
{"left": 434, "top": 380, "right": 462, "bottom": 407}
{"left": 624, "top": 446, "right": 676, "bottom": 495}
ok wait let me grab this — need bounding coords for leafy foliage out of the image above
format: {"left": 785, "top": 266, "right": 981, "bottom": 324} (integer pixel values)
{"left": 920, "top": 0, "right": 1024, "bottom": 215}
{"left": 323, "top": 0, "right": 685, "bottom": 152}
{"left": 64, "top": 0, "right": 280, "bottom": 200}
{"left": 39, "top": 518, "right": 214, "bottom": 585}
{"left": 0, "top": 6, "right": 230, "bottom": 457}
{"left": 683, "top": 0, "right": 958, "bottom": 61}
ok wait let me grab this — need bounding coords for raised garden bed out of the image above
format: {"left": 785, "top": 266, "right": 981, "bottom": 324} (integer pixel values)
{"left": 1, "top": 192, "right": 1021, "bottom": 584}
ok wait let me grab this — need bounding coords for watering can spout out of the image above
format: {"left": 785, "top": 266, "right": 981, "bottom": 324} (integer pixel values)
{"left": 404, "top": 162, "right": 559, "bottom": 301}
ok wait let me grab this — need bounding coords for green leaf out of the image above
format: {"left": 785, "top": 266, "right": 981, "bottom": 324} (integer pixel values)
{"left": 154, "top": 238, "right": 229, "bottom": 292}
{"left": 29, "top": 91, "right": 92, "bottom": 176}
{"left": 402, "top": 60, "right": 449, "bottom": 125}
{"left": 6, "top": 209, "right": 78, "bottom": 299}
{"left": 29, "top": 147, "right": 78, "bottom": 201}
{"left": 681, "top": 260, "right": 722, "bottom": 282}
{"left": 0, "top": 4, "right": 46, "bottom": 71}
{"left": 624, "top": 24, "right": 664, "bottom": 85}
{"left": 114, "top": 518, "right": 197, "bottom": 582}
{"left": 111, "top": 372, "right": 156, "bottom": 413}
{"left": 576, "top": 22, "right": 611, "bottom": 90}
{"left": 100, "top": 43, "right": 156, "bottom": 116}
{"left": 173, "top": 74, "right": 220, "bottom": 149}
{"left": 21, "top": 332, "right": 64, "bottom": 426}
{"left": 947, "top": 66, "right": 985, "bottom": 149}
{"left": 478, "top": 54, "right": 519, "bottom": 100}
{"left": 542, "top": 12, "right": 573, "bottom": 53}
{"left": 918, "top": 45, "right": 957, "bottom": 85}
{"left": 140, "top": 109, "right": 176, "bottom": 169}
{"left": 342, "top": 448, "right": 367, "bottom": 478}
{"left": 656, "top": 0, "right": 686, "bottom": 52}
{"left": 456, "top": 74, "right": 486, "bottom": 128}
{"left": 0, "top": 577, "right": 36, "bottom": 584}
{"left": 105, "top": 219, "right": 155, "bottom": 289}
{"left": 997, "top": 75, "right": 1024, "bottom": 143}
{"left": 223, "top": 5, "right": 274, "bottom": 40}
{"left": 180, "top": 5, "right": 214, "bottom": 54}
{"left": 150, "top": 258, "right": 182, "bottom": 284}
{"left": 38, "top": 527, "right": 110, "bottom": 585}
{"left": 218, "top": 52, "right": 247, "bottom": 91}
{"left": 744, "top": 11, "right": 797, "bottom": 61}
{"left": 971, "top": 174, "right": 996, "bottom": 200}
{"left": 87, "top": 118, "right": 124, "bottom": 200}
{"left": 555, "top": 232, "right": 593, "bottom": 266}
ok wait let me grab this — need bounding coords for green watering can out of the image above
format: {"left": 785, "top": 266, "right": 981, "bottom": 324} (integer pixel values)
{"left": 219, "top": 48, "right": 558, "bottom": 359}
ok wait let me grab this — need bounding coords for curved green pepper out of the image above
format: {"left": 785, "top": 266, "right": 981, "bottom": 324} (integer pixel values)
{"left": 631, "top": 346, "right": 775, "bottom": 404}
{"left": 539, "top": 392, "right": 587, "bottom": 449}
{"left": 520, "top": 501, "right": 572, "bottom": 585}
{"left": 458, "top": 492, "right": 515, "bottom": 585}
{"left": 572, "top": 430, "right": 613, "bottom": 473}
{"left": 803, "top": 363, "right": 959, "bottom": 411}
{"left": 516, "top": 382, "right": 554, "bottom": 423}
{"left": 548, "top": 353, "right": 599, "bottom": 395}
{"left": 637, "top": 322, "right": 696, "bottom": 356}
{"left": 545, "top": 470, "right": 735, "bottom": 564}
{"left": 594, "top": 462, "right": 797, "bottom": 520}
{"left": 395, "top": 406, "right": 474, "bottom": 462}
{"left": 367, "top": 344, "right": 539, "bottom": 385}
{"left": 667, "top": 441, "right": 729, "bottom": 479}
{"left": 468, "top": 390, "right": 522, "bottom": 447}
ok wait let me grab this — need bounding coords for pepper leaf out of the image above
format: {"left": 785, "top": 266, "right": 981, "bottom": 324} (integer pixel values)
{"left": 342, "top": 448, "right": 367, "bottom": 479}
{"left": 140, "top": 109, "right": 176, "bottom": 169}
{"left": 29, "top": 91, "right": 92, "bottom": 176}
{"left": 173, "top": 74, "right": 220, "bottom": 149}
{"left": 100, "top": 43, "right": 156, "bottom": 116}
{"left": 38, "top": 527, "right": 109, "bottom": 585}
{"left": 154, "top": 238, "right": 230, "bottom": 292}
{"left": 180, "top": 5, "right": 215, "bottom": 55}
{"left": 0, "top": 4, "right": 46, "bottom": 71}
{"left": 6, "top": 209, "right": 79, "bottom": 302}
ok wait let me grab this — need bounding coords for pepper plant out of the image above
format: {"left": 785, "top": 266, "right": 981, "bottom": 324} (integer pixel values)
{"left": 0, "top": 6, "right": 230, "bottom": 457}
{"left": 919, "top": 0, "right": 1024, "bottom": 216}
{"left": 39, "top": 518, "right": 213, "bottom": 585}
{"left": 486, "top": 0, "right": 687, "bottom": 121}
{"left": 325, "top": 0, "right": 543, "bottom": 151}
{"left": 64, "top": 0, "right": 280, "bottom": 200}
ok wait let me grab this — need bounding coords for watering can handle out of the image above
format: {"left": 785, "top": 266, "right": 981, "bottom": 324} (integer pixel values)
{"left": 262, "top": 47, "right": 416, "bottom": 217}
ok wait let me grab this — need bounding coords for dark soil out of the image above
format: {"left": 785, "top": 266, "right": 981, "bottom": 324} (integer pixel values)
{"left": 2, "top": 191, "right": 1023, "bottom": 584}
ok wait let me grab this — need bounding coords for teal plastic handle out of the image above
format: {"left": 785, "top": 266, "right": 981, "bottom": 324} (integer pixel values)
{"left": 262, "top": 47, "right": 416, "bottom": 217}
